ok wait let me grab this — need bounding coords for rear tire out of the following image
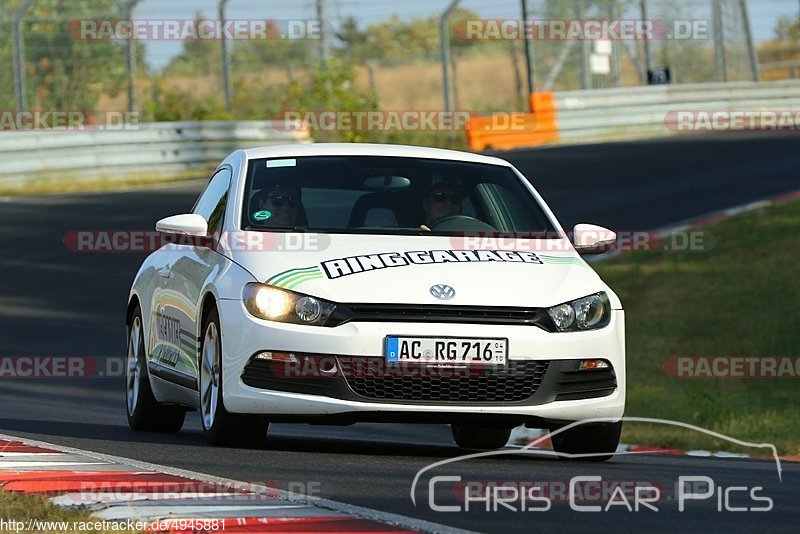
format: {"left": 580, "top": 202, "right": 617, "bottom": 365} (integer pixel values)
{"left": 126, "top": 306, "right": 186, "bottom": 433}
{"left": 451, "top": 424, "right": 512, "bottom": 450}
{"left": 200, "top": 308, "right": 268, "bottom": 448}
{"left": 549, "top": 421, "right": 622, "bottom": 462}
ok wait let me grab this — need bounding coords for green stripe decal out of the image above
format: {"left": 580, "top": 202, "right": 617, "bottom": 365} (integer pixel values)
{"left": 267, "top": 266, "right": 321, "bottom": 286}
{"left": 539, "top": 255, "right": 586, "bottom": 266}
{"left": 272, "top": 270, "right": 320, "bottom": 286}
{"left": 271, "top": 266, "right": 319, "bottom": 283}
{"left": 177, "top": 348, "right": 196, "bottom": 368}
{"left": 284, "top": 273, "right": 325, "bottom": 290}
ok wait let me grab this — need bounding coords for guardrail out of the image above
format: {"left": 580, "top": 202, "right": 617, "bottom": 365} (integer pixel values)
{"left": 467, "top": 80, "right": 800, "bottom": 151}
{"left": 0, "top": 121, "right": 311, "bottom": 185}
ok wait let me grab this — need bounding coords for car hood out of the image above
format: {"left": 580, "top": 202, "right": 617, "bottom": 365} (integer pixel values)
{"left": 227, "top": 233, "right": 618, "bottom": 309}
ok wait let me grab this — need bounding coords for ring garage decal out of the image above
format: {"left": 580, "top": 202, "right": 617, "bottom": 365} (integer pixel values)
{"left": 321, "top": 250, "right": 543, "bottom": 280}
{"left": 253, "top": 210, "right": 272, "bottom": 221}
{"left": 152, "top": 308, "right": 198, "bottom": 373}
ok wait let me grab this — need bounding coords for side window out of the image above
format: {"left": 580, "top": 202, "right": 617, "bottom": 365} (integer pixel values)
{"left": 193, "top": 168, "right": 232, "bottom": 235}
{"left": 476, "top": 183, "right": 551, "bottom": 233}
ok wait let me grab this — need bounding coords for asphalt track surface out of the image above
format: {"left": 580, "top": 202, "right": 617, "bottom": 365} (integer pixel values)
{"left": 1, "top": 132, "right": 799, "bottom": 533}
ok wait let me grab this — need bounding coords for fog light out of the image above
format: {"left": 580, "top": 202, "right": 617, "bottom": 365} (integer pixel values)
{"left": 579, "top": 359, "right": 610, "bottom": 371}
{"left": 319, "top": 359, "right": 338, "bottom": 375}
{"left": 295, "top": 296, "right": 322, "bottom": 323}
{"left": 254, "top": 351, "right": 299, "bottom": 364}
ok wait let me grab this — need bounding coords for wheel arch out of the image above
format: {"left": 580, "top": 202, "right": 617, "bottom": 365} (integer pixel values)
{"left": 198, "top": 291, "right": 219, "bottom": 335}
{"left": 126, "top": 294, "right": 141, "bottom": 326}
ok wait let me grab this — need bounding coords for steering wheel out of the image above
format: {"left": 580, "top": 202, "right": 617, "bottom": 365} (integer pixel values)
{"left": 428, "top": 214, "right": 497, "bottom": 232}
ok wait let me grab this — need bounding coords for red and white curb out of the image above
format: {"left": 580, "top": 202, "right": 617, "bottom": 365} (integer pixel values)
{"left": 585, "top": 188, "right": 800, "bottom": 264}
{"left": 0, "top": 433, "right": 470, "bottom": 534}
{"left": 508, "top": 427, "right": 800, "bottom": 463}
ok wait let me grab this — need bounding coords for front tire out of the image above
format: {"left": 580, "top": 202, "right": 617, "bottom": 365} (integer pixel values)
{"left": 451, "top": 424, "right": 512, "bottom": 450}
{"left": 200, "top": 308, "right": 268, "bottom": 447}
{"left": 126, "top": 307, "right": 185, "bottom": 433}
{"left": 549, "top": 421, "right": 622, "bottom": 462}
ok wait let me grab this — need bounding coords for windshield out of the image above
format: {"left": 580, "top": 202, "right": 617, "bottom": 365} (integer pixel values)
{"left": 241, "top": 156, "right": 559, "bottom": 237}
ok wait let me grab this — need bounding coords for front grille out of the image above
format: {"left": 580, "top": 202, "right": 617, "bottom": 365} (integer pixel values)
{"left": 338, "top": 357, "right": 549, "bottom": 404}
{"left": 326, "top": 304, "right": 556, "bottom": 331}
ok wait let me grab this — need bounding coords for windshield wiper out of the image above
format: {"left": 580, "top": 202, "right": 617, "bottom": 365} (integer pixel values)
{"left": 245, "top": 226, "right": 307, "bottom": 232}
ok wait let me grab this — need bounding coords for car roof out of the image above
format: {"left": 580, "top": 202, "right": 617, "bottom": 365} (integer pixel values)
{"left": 241, "top": 143, "right": 512, "bottom": 167}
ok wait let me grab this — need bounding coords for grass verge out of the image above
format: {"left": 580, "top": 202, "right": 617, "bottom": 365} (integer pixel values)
{"left": 0, "top": 492, "right": 139, "bottom": 533}
{"left": 594, "top": 197, "right": 800, "bottom": 454}
{"left": 0, "top": 169, "right": 207, "bottom": 197}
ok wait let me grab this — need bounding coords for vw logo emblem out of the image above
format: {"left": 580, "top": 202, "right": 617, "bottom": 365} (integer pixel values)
{"left": 430, "top": 284, "right": 456, "bottom": 300}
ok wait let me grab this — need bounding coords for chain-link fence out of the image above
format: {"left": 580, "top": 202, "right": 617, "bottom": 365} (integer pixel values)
{"left": 1, "top": 0, "right": 798, "bottom": 126}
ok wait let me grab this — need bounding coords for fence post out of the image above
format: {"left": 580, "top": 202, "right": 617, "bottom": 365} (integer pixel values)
{"left": 739, "top": 0, "right": 760, "bottom": 82}
{"left": 712, "top": 0, "right": 727, "bottom": 82}
{"left": 640, "top": 0, "right": 652, "bottom": 83}
{"left": 126, "top": 0, "right": 142, "bottom": 113}
{"left": 12, "top": 0, "right": 35, "bottom": 112}
{"left": 219, "top": 0, "right": 233, "bottom": 115}
{"left": 521, "top": 0, "right": 535, "bottom": 94}
{"left": 609, "top": 0, "right": 620, "bottom": 87}
{"left": 439, "top": 0, "right": 461, "bottom": 113}
{"left": 577, "top": 0, "right": 591, "bottom": 90}
{"left": 316, "top": 0, "right": 330, "bottom": 65}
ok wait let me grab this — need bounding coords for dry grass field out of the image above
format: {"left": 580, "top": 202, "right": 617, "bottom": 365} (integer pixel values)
{"left": 99, "top": 43, "right": 800, "bottom": 117}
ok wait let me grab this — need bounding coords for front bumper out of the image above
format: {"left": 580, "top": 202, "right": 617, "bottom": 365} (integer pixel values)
{"left": 218, "top": 299, "right": 626, "bottom": 423}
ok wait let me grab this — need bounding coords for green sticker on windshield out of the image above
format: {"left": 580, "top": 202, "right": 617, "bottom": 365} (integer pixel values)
{"left": 253, "top": 210, "right": 272, "bottom": 221}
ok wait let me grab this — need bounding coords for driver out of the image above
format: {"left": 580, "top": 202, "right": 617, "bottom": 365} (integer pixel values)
{"left": 421, "top": 180, "right": 465, "bottom": 230}
{"left": 254, "top": 184, "right": 304, "bottom": 227}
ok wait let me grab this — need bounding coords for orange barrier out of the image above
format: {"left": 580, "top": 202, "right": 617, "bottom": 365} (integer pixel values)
{"left": 529, "top": 92, "right": 555, "bottom": 114}
{"left": 466, "top": 92, "right": 559, "bottom": 151}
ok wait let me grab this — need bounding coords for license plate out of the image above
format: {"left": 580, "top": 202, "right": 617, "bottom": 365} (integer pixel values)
{"left": 385, "top": 336, "right": 507, "bottom": 366}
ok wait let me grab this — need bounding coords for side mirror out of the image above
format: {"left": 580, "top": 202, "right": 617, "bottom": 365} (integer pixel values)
{"left": 156, "top": 214, "right": 208, "bottom": 236}
{"left": 573, "top": 223, "right": 617, "bottom": 254}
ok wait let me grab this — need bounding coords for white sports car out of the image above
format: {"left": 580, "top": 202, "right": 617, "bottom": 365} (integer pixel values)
{"left": 126, "top": 143, "right": 625, "bottom": 458}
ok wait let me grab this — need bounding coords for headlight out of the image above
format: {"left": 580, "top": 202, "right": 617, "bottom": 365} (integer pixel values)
{"left": 243, "top": 284, "right": 336, "bottom": 326}
{"left": 546, "top": 292, "right": 611, "bottom": 332}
